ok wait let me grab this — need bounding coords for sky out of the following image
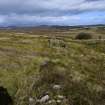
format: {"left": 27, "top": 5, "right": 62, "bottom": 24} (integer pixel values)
{"left": 0, "top": 0, "right": 105, "bottom": 26}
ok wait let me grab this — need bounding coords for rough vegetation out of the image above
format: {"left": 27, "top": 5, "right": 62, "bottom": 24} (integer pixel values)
{"left": 75, "top": 32, "right": 92, "bottom": 40}
{"left": 0, "top": 27, "right": 105, "bottom": 105}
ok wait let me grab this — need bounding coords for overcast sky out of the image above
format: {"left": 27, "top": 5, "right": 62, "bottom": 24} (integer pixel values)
{"left": 0, "top": 0, "right": 105, "bottom": 26}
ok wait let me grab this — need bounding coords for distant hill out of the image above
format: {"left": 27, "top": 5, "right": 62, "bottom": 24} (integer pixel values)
{"left": 0, "top": 24, "right": 105, "bottom": 30}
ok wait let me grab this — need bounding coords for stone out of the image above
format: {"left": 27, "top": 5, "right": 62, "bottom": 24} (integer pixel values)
{"left": 48, "top": 99, "right": 56, "bottom": 104}
{"left": 53, "top": 85, "right": 61, "bottom": 90}
{"left": 29, "top": 97, "right": 35, "bottom": 102}
{"left": 56, "top": 100, "right": 61, "bottom": 103}
{"left": 29, "top": 97, "right": 35, "bottom": 105}
{"left": 39, "top": 95, "right": 50, "bottom": 103}
{"left": 57, "top": 95, "right": 64, "bottom": 99}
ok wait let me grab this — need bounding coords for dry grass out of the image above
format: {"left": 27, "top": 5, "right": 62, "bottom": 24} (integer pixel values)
{"left": 0, "top": 27, "right": 105, "bottom": 105}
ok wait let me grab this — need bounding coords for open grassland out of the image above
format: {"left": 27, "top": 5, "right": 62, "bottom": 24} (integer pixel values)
{"left": 0, "top": 27, "right": 105, "bottom": 105}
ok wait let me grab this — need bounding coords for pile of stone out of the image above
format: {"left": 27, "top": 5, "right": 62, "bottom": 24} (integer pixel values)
{"left": 29, "top": 84, "right": 69, "bottom": 105}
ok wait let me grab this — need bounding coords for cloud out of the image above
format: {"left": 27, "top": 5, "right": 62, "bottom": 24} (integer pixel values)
{"left": 0, "top": 14, "right": 81, "bottom": 26}
{"left": 85, "top": 0, "right": 102, "bottom": 2}
{"left": 0, "top": 0, "right": 105, "bottom": 26}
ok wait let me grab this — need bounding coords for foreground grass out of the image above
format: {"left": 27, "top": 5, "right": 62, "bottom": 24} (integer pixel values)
{"left": 0, "top": 29, "right": 105, "bottom": 105}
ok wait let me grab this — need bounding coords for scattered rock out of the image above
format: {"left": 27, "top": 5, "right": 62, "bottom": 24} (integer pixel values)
{"left": 53, "top": 85, "right": 61, "bottom": 90}
{"left": 29, "top": 97, "right": 34, "bottom": 102}
{"left": 56, "top": 100, "right": 61, "bottom": 103}
{"left": 48, "top": 99, "right": 56, "bottom": 104}
{"left": 57, "top": 95, "right": 64, "bottom": 100}
{"left": 29, "top": 97, "right": 35, "bottom": 105}
{"left": 39, "top": 95, "right": 50, "bottom": 103}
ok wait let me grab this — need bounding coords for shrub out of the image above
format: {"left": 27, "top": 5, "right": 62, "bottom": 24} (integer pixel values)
{"left": 98, "top": 35, "right": 102, "bottom": 39}
{"left": 75, "top": 33, "right": 92, "bottom": 40}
